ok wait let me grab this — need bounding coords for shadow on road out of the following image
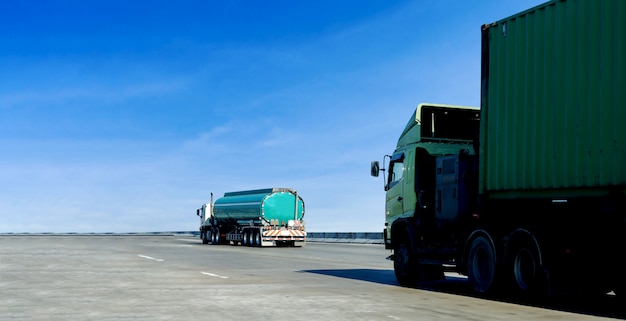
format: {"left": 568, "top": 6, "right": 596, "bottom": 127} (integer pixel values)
{"left": 301, "top": 269, "right": 469, "bottom": 290}
{"left": 300, "top": 269, "right": 397, "bottom": 286}
{"left": 301, "top": 268, "right": 626, "bottom": 320}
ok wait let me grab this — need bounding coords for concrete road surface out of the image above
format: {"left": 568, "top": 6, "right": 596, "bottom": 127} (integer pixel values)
{"left": 0, "top": 235, "right": 623, "bottom": 321}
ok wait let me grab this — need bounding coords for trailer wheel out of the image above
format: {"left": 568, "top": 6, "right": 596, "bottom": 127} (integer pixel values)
{"left": 254, "top": 230, "right": 262, "bottom": 247}
{"left": 243, "top": 230, "right": 251, "bottom": 246}
{"left": 249, "top": 230, "right": 255, "bottom": 246}
{"left": 467, "top": 235, "right": 497, "bottom": 294}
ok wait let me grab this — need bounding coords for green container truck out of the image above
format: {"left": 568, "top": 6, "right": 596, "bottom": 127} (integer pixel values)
{"left": 196, "top": 188, "right": 306, "bottom": 247}
{"left": 371, "top": 0, "right": 626, "bottom": 297}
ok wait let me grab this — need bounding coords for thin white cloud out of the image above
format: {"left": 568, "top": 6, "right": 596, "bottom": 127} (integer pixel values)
{"left": 0, "top": 80, "right": 186, "bottom": 108}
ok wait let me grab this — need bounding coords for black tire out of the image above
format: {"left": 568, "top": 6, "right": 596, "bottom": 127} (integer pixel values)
{"left": 211, "top": 228, "right": 220, "bottom": 245}
{"left": 394, "top": 238, "right": 419, "bottom": 286}
{"left": 467, "top": 235, "right": 497, "bottom": 294}
{"left": 510, "top": 243, "right": 546, "bottom": 296}
{"left": 201, "top": 230, "right": 209, "bottom": 244}
{"left": 207, "top": 230, "right": 214, "bottom": 244}
{"left": 254, "top": 230, "right": 263, "bottom": 247}
{"left": 243, "top": 230, "right": 250, "bottom": 246}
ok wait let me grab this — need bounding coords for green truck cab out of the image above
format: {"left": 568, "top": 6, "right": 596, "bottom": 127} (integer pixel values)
{"left": 372, "top": 103, "right": 480, "bottom": 285}
{"left": 372, "top": 103, "right": 479, "bottom": 250}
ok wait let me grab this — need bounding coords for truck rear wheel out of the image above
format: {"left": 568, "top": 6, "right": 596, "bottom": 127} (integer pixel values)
{"left": 211, "top": 228, "right": 221, "bottom": 245}
{"left": 467, "top": 235, "right": 497, "bottom": 294}
{"left": 510, "top": 243, "right": 546, "bottom": 296}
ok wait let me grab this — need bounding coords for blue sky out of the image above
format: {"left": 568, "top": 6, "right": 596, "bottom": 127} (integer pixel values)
{"left": 0, "top": 1, "right": 547, "bottom": 233}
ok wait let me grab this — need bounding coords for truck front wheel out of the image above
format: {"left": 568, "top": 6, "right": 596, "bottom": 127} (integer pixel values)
{"left": 394, "top": 239, "right": 418, "bottom": 286}
{"left": 467, "top": 235, "right": 497, "bottom": 294}
{"left": 202, "top": 230, "right": 210, "bottom": 244}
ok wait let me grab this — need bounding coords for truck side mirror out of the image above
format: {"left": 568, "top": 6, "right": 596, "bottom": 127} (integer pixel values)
{"left": 196, "top": 209, "right": 200, "bottom": 216}
{"left": 371, "top": 161, "right": 380, "bottom": 177}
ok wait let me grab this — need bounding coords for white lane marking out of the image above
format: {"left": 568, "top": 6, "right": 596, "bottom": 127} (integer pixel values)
{"left": 201, "top": 272, "right": 229, "bottom": 279}
{"left": 138, "top": 254, "right": 164, "bottom": 262}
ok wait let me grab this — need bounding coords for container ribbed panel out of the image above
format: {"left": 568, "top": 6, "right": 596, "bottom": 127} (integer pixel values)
{"left": 481, "top": 0, "right": 626, "bottom": 197}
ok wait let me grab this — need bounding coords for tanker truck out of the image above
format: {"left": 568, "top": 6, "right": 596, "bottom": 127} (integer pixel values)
{"left": 371, "top": 0, "right": 626, "bottom": 297}
{"left": 196, "top": 188, "right": 306, "bottom": 247}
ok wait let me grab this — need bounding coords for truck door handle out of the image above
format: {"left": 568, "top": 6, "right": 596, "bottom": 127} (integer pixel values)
{"left": 397, "top": 196, "right": 403, "bottom": 202}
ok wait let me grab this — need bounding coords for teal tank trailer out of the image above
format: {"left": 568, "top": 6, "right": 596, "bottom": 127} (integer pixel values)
{"left": 196, "top": 188, "right": 306, "bottom": 247}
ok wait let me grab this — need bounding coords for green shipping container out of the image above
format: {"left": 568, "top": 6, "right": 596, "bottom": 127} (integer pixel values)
{"left": 480, "top": 0, "right": 626, "bottom": 199}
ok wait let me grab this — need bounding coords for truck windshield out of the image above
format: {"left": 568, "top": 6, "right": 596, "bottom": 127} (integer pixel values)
{"left": 420, "top": 106, "right": 480, "bottom": 141}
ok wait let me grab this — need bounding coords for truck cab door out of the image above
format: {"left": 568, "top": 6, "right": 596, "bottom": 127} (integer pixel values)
{"left": 385, "top": 152, "right": 405, "bottom": 221}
